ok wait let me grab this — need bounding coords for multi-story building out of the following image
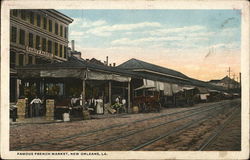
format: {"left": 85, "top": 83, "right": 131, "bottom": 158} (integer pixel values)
{"left": 10, "top": 9, "right": 73, "bottom": 102}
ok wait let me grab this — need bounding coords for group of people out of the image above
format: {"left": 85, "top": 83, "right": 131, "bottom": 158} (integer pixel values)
{"left": 86, "top": 97, "right": 104, "bottom": 114}
{"left": 70, "top": 94, "right": 127, "bottom": 114}
{"left": 70, "top": 95, "right": 104, "bottom": 114}
{"left": 112, "top": 96, "right": 127, "bottom": 113}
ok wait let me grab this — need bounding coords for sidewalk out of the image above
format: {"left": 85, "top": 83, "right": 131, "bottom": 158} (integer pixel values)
{"left": 10, "top": 117, "right": 63, "bottom": 125}
{"left": 10, "top": 113, "right": 130, "bottom": 125}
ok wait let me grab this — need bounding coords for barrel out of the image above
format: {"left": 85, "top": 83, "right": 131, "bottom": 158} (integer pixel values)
{"left": 132, "top": 106, "right": 139, "bottom": 114}
{"left": 63, "top": 113, "right": 70, "bottom": 122}
{"left": 82, "top": 110, "right": 90, "bottom": 120}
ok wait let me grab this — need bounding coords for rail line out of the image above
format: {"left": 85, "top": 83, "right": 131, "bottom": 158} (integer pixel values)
{"left": 13, "top": 100, "right": 239, "bottom": 151}
{"left": 198, "top": 107, "right": 241, "bottom": 151}
{"left": 130, "top": 105, "right": 239, "bottom": 151}
{"left": 73, "top": 102, "right": 234, "bottom": 150}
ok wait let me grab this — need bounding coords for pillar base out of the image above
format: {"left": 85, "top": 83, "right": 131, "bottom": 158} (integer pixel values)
{"left": 16, "top": 116, "right": 25, "bottom": 121}
{"left": 45, "top": 116, "right": 54, "bottom": 121}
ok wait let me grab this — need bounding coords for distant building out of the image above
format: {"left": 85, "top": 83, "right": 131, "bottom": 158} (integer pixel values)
{"left": 209, "top": 76, "right": 240, "bottom": 89}
{"left": 10, "top": 9, "right": 73, "bottom": 102}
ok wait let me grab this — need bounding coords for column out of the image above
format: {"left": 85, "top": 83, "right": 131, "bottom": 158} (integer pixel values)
{"left": 82, "top": 79, "right": 86, "bottom": 107}
{"left": 16, "top": 79, "right": 21, "bottom": 100}
{"left": 109, "top": 81, "right": 112, "bottom": 105}
{"left": 46, "top": 99, "right": 54, "bottom": 120}
{"left": 128, "top": 81, "right": 131, "bottom": 113}
{"left": 17, "top": 98, "right": 26, "bottom": 121}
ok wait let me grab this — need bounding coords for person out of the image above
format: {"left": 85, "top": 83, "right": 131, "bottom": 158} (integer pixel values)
{"left": 115, "top": 96, "right": 120, "bottom": 104}
{"left": 96, "top": 96, "right": 104, "bottom": 114}
{"left": 121, "top": 98, "right": 127, "bottom": 113}
{"left": 113, "top": 96, "right": 122, "bottom": 113}
{"left": 71, "top": 94, "right": 79, "bottom": 107}
{"left": 30, "top": 96, "right": 42, "bottom": 117}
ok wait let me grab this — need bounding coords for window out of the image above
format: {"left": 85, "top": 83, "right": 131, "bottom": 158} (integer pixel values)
{"left": 29, "top": 11, "right": 34, "bottom": 24}
{"left": 43, "top": 17, "right": 47, "bottom": 30}
{"left": 60, "top": 25, "right": 63, "bottom": 37}
{"left": 10, "top": 51, "right": 16, "bottom": 68}
{"left": 12, "top": 10, "right": 18, "bottom": 17}
{"left": 54, "top": 42, "right": 58, "bottom": 56}
{"left": 20, "top": 10, "right": 26, "bottom": 20}
{"left": 59, "top": 44, "right": 62, "bottom": 57}
{"left": 11, "top": 26, "right": 17, "bottom": 43}
{"left": 19, "top": 54, "right": 24, "bottom": 66}
{"left": 64, "top": 27, "right": 68, "bottom": 38}
{"left": 37, "top": 14, "right": 41, "bottom": 27}
{"left": 55, "top": 23, "right": 58, "bottom": 35}
{"left": 19, "top": 29, "right": 25, "bottom": 45}
{"left": 42, "top": 38, "right": 46, "bottom": 51}
{"left": 47, "top": 40, "right": 52, "bottom": 53}
{"left": 49, "top": 20, "right": 52, "bottom": 32}
{"left": 35, "top": 35, "right": 40, "bottom": 50}
{"left": 28, "top": 33, "right": 33, "bottom": 47}
{"left": 64, "top": 46, "right": 67, "bottom": 58}
{"left": 28, "top": 55, "right": 33, "bottom": 65}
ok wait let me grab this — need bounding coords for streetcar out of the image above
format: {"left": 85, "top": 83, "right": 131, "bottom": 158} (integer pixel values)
{"left": 133, "top": 85, "right": 161, "bottom": 112}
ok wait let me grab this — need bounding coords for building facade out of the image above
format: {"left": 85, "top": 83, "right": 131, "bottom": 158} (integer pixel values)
{"left": 209, "top": 76, "right": 240, "bottom": 89}
{"left": 10, "top": 9, "right": 73, "bottom": 102}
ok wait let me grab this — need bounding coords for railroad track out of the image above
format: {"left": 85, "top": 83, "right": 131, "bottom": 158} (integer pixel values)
{"left": 13, "top": 100, "right": 239, "bottom": 151}
{"left": 198, "top": 107, "right": 241, "bottom": 151}
{"left": 130, "top": 104, "right": 239, "bottom": 151}
{"left": 75, "top": 104, "right": 232, "bottom": 151}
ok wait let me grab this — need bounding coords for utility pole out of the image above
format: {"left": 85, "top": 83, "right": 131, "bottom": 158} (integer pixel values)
{"left": 227, "top": 67, "right": 231, "bottom": 78}
{"left": 236, "top": 77, "right": 239, "bottom": 88}
{"left": 233, "top": 73, "right": 236, "bottom": 89}
{"left": 239, "top": 72, "right": 241, "bottom": 89}
{"left": 227, "top": 67, "right": 231, "bottom": 90}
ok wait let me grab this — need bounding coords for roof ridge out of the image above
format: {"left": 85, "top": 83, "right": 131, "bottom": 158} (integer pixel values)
{"left": 132, "top": 58, "right": 187, "bottom": 77}
{"left": 131, "top": 58, "right": 147, "bottom": 68}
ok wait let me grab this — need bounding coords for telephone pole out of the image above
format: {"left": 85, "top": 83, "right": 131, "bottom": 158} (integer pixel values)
{"left": 227, "top": 67, "right": 231, "bottom": 90}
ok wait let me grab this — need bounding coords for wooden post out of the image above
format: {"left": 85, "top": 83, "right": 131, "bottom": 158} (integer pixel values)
{"left": 17, "top": 98, "right": 26, "bottom": 121}
{"left": 128, "top": 81, "right": 131, "bottom": 113}
{"left": 46, "top": 99, "right": 54, "bottom": 120}
{"left": 82, "top": 79, "right": 86, "bottom": 108}
{"left": 109, "top": 81, "right": 112, "bottom": 104}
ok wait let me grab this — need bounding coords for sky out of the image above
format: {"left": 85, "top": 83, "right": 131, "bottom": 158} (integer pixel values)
{"left": 58, "top": 9, "right": 241, "bottom": 81}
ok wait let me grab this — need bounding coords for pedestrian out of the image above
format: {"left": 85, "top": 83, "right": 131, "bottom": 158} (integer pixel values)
{"left": 121, "top": 97, "right": 127, "bottom": 113}
{"left": 30, "top": 96, "right": 42, "bottom": 117}
{"left": 96, "top": 96, "right": 104, "bottom": 114}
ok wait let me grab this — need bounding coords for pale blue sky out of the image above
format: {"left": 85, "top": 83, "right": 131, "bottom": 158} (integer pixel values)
{"left": 58, "top": 9, "right": 241, "bottom": 81}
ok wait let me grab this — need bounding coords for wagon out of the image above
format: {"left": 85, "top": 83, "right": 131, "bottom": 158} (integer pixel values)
{"left": 133, "top": 85, "right": 161, "bottom": 112}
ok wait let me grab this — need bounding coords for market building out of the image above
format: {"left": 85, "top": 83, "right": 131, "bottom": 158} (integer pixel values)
{"left": 15, "top": 56, "right": 230, "bottom": 120}
{"left": 10, "top": 9, "right": 73, "bottom": 102}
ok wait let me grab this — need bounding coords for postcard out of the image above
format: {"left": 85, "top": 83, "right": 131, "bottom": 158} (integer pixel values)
{"left": 1, "top": 0, "right": 249, "bottom": 159}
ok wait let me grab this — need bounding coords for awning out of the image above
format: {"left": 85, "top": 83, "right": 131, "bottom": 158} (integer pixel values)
{"left": 134, "top": 85, "right": 156, "bottom": 91}
{"left": 87, "top": 71, "right": 131, "bottom": 82}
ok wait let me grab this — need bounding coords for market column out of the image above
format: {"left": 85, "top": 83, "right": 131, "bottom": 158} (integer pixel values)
{"left": 109, "top": 81, "right": 112, "bottom": 105}
{"left": 82, "top": 79, "right": 86, "bottom": 108}
{"left": 127, "top": 81, "right": 131, "bottom": 113}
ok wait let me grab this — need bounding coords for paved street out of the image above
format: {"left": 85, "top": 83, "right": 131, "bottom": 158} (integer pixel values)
{"left": 10, "top": 99, "right": 241, "bottom": 151}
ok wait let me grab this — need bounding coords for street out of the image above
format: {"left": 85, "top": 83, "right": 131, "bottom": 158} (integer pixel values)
{"left": 10, "top": 99, "right": 241, "bottom": 151}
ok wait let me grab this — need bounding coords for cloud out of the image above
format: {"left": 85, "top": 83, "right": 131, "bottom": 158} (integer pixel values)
{"left": 209, "top": 41, "right": 240, "bottom": 50}
{"left": 149, "top": 25, "right": 206, "bottom": 36}
{"left": 86, "top": 22, "right": 162, "bottom": 37}
{"left": 111, "top": 36, "right": 209, "bottom": 46}
{"left": 70, "top": 31, "right": 85, "bottom": 36}
{"left": 81, "top": 19, "right": 107, "bottom": 28}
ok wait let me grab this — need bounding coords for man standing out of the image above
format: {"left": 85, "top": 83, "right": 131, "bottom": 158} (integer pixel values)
{"left": 30, "top": 96, "right": 42, "bottom": 117}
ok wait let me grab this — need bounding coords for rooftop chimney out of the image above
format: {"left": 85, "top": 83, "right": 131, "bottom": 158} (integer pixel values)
{"left": 113, "top": 63, "right": 116, "bottom": 67}
{"left": 106, "top": 56, "right": 108, "bottom": 66}
{"left": 71, "top": 40, "right": 75, "bottom": 51}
